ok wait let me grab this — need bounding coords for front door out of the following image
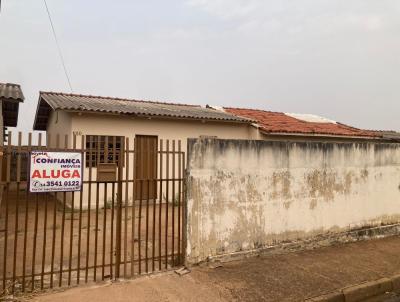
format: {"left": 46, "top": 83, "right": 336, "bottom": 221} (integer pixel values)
{"left": 135, "top": 135, "right": 158, "bottom": 200}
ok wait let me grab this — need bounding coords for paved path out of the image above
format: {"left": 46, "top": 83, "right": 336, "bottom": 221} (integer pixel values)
{"left": 26, "top": 236, "right": 400, "bottom": 302}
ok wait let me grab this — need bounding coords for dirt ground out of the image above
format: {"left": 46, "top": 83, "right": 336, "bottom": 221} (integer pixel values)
{"left": 0, "top": 188, "right": 182, "bottom": 294}
{"left": 20, "top": 235, "right": 400, "bottom": 302}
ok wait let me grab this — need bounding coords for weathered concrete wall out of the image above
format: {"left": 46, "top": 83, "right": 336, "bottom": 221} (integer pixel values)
{"left": 186, "top": 139, "right": 400, "bottom": 264}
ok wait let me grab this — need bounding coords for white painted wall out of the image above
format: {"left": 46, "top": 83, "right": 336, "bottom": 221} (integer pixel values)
{"left": 46, "top": 111, "right": 257, "bottom": 208}
{"left": 186, "top": 139, "right": 400, "bottom": 264}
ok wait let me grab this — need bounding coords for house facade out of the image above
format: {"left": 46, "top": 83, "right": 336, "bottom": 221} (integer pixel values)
{"left": 32, "top": 91, "right": 388, "bottom": 208}
{"left": 33, "top": 92, "right": 256, "bottom": 207}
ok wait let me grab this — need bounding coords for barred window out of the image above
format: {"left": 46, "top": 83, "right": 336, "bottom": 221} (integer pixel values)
{"left": 85, "top": 135, "right": 124, "bottom": 167}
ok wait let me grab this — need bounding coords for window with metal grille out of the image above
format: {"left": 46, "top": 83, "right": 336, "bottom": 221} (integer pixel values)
{"left": 85, "top": 135, "right": 124, "bottom": 167}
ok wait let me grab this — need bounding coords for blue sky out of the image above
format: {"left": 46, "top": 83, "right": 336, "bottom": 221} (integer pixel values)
{"left": 1, "top": 0, "right": 399, "bottom": 132}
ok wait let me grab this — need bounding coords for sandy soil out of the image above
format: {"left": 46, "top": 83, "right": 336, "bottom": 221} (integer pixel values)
{"left": 0, "top": 188, "right": 182, "bottom": 295}
{"left": 21, "top": 236, "right": 400, "bottom": 302}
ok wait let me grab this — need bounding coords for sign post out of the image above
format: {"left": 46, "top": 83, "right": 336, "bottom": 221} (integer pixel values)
{"left": 29, "top": 151, "right": 83, "bottom": 193}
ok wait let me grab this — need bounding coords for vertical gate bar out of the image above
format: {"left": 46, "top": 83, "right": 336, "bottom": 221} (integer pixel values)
{"left": 50, "top": 191, "right": 57, "bottom": 289}
{"left": 138, "top": 140, "right": 144, "bottom": 275}
{"left": 77, "top": 135, "right": 85, "bottom": 284}
{"left": 94, "top": 136, "right": 101, "bottom": 281}
{"left": 40, "top": 136, "right": 49, "bottom": 289}
{"left": 39, "top": 134, "right": 46, "bottom": 289}
{"left": 58, "top": 135, "right": 68, "bottom": 287}
{"left": 145, "top": 138, "right": 150, "bottom": 273}
{"left": 145, "top": 179, "right": 149, "bottom": 273}
{"left": 2, "top": 186, "right": 10, "bottom": 292}
{"left": 171, "top": 140, "right": 176, "bottom": 267}
{"left": 101, "top": 137, "right": 108, "bottom": 280}
{"left": 31, "top": 133, "right": 42, "bottom": 292}
{"left": 102, "top": 183, "right": 107, "bottom": 280}
{"left": 138, "top": 179, "right": 143, "bottom": 275}
{"left": 22, "top": 132, "right": 32, "bottom": 292}
{"left": 2, "top": 132, "right": 11, "bottom": 292}
{"left": 178, "top": 141, "right": 182, "bottom": 264}
{"left": 138, "top": 179, "right": 143, "bottom": 274}
{"left": 123, "top": 138, "right": 129, "bottom": 278}
{"left": 110, "top": 136, "right": 116, "bottom": 278}
{"left": 85, "top": 135, "right": 93, "bottom": 282}
{"left": 94, "top": 182, "right": 99, "bottom": 281}
{"left": 31, "top": 193, "right": 39, "bottom": 292}
{"left": 68, "top": 135, "right": 77, "bottom": 285}
{"left": 40, "top": 192, "right": 48, "bottom": 290}
{"left": 110, "top": 182, "right": 115, "bottom": 278}
{"left": 50, "top": 134, "right": 57, "bottom": 288}
{"left": 58, "top": 191, "right": 66, "bottom": 287}
{"left": 11, "top": 132, "right": 22, "bottom": 294}
{"left": 130, "top": 138, "right": 136, "bottom": 276}
{"left": 158, "top": 140, "right": 163, "bottom": 270}
{"left": 165, "top": 140, "right": 169, "bottom": 269}
{"left": 6, "top": 131, "right": 11, "bottom": 182}
{"left": 115, "top": 137, "right": 124, "bottom": 279}
{"left": 182, "top": 149, "right": 187, "bottom": 266}
{"left": 40, "top": 133, "right": 49, "bottom": 289}
{"left": 152, "top": 139, "right": 157, "bottom": 272}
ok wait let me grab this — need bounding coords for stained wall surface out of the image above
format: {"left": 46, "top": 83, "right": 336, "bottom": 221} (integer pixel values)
{"left": 186, "top": 139, "right": 400, "bottom": 263}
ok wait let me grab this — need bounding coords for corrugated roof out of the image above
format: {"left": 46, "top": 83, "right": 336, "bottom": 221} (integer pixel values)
{"left": 0, "top": 82, "right": 24, "bottom": 128}
{"left": 224, "top": 107, "right": 378, "bottom": 138}
{"left": 0, "top": 82, "right": 24, "bottom": 101}
{"left": 371, "top": 130, "right": 400, "bottom": 141}
{"left": 33, "top": 92, "right": 252, "bottom": 130}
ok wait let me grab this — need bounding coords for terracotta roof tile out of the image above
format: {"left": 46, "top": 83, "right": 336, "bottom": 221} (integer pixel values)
{"left": 224, "top": 107, "right": 378, "bottom": 138}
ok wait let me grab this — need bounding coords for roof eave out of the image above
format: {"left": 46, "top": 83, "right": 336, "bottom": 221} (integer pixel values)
{"left": 63, "top": 108, "right": 252, "bottom": 124}
{"left": 259, "top": 129, "right": 380, "bottom": 140}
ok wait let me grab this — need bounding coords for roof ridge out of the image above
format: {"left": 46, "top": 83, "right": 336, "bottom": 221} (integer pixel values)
{"left": 39, "top": 91, "right": 201, "bottom": 107}
{"left": 224, "top": 106, "right": 282, "bottom": 114}
{"left": 226, "top": 107, "right": 371, "bottom": 129}
{"left": 0, "top": 82, "right": 21, "bottom": 87}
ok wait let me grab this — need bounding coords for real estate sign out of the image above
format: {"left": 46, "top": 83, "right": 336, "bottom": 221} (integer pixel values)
{"left": 29, "top": 151, "right": 83, "bottom": 193}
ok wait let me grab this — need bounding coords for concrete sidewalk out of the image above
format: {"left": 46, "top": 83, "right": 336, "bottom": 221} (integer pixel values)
{"left": 26, "top": 236, "right": 400, "bottom": 302}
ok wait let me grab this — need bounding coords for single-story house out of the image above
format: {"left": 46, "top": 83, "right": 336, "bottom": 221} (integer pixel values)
{"left": 33, "top": 91, "right": 256, "bottom": 206}
{"left": 32, "top": 91, "right": 386, "bottom": 207}
{"left": 33, "top": 92, "right": 383, "bottom": 149}
{"left": 0, "top": 82, "right": 24, "bottom": 144}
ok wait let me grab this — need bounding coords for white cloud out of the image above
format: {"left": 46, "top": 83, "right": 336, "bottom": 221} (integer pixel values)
{"left": 187, "top": 0, "right": 395, "bottom": 36}
{"left": 187, "top": 0, "right": 260, "bottom": 20}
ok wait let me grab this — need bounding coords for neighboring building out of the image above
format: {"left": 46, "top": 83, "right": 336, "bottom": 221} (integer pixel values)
{"left": 0, "top": 82, "right": 24, "bottom": 144}
{"left": 222, "top": 107, "right": 380, "bottom": 142}
{"left": 372, "top": 130, "right": 400, "bottom": 142}
{"left": 0, "top": 82, "right": 24, "bottom": 202}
